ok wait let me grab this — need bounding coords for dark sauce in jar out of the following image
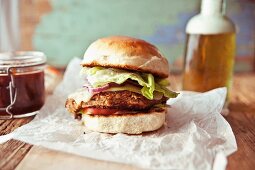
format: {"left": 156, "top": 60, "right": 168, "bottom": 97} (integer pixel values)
{"left": 0, "top": 70, "right": 45, "bottom": 115}
{"left": 0, "top": 51, "right": 46, "bottom": 119}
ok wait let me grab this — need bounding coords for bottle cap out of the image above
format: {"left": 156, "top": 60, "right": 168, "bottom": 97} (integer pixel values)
{"left": 201, "top": 0, "right": 224, "bottom": 15}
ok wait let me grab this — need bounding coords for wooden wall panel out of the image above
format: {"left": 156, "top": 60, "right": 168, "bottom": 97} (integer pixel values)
{"left": 20, "top": 0, "right": 51, "bottom": 50}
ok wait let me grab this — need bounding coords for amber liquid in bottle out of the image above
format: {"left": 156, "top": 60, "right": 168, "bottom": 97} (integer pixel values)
{"left": 183, "top": 33, "right": 236, "bottom": 98}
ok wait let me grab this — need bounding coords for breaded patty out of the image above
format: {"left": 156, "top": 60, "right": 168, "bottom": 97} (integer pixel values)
{"left": 65, "top": 90, "right": 167, "bottom": 114}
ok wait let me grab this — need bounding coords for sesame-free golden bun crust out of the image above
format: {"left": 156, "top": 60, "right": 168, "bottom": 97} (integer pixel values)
{"left": 82, "top": 36, "right": 170, "bottom": 78}
{"left": 82, "top": 108, "right": 166, "bottom": 134}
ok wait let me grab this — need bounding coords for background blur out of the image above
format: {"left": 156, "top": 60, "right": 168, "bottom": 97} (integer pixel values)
{"left": 0, "top": 0, "right": 254, "bottom": 72}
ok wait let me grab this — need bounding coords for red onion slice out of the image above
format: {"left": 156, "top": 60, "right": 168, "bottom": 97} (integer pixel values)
{"left": 88, "top": 84, "right": 110, "bottom": 93}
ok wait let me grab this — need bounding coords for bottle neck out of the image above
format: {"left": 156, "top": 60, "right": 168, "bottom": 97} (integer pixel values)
{"left": 201, "top": 0, "right": 225, "bottom": 16}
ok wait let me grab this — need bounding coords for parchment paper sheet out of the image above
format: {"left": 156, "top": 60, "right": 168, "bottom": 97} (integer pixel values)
{"left": 0, "top": 58, "right": 237, "bottom": 170}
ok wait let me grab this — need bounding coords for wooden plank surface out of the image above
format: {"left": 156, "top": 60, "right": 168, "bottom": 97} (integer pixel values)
{"left": 0, "top": 118, "right": 33, "bottom": 170}
{"left": 226, "top": 73, "right": 255, "bottom": 170}
{"left": 16, "top": 147, "right": 138, "bottom": 170}
{"left": 0, "top": 73, "right": 254, "bottom": 170}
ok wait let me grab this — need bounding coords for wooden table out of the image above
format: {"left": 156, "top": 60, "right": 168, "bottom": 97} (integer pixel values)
{"left": 0, "top": 73, "right": 255, "bottom": 170}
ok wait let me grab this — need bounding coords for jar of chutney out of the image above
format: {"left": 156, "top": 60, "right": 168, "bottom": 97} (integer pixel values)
{"left": 0, "top": 51, "right": 46, "bottom": 119}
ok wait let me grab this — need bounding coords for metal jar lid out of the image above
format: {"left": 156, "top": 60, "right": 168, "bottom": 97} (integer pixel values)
{"left": 0, "top": 51, "right": 46, "bottom": 69}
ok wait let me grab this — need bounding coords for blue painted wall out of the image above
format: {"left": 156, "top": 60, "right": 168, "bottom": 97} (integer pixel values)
{"left": 33, "top": 0, "right": 255, "bottom": 70}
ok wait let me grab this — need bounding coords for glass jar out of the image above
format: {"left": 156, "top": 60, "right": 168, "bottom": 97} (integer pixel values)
{"left": 0, "top": 51, "right": 46, "bottom": 119}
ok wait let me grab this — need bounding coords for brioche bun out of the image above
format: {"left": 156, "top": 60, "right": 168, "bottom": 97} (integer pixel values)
{"left": 82, "top": 109, "right": 166, "bottom": 134}
{"left": 82, "top": 36, "right": 169, "bottom": 78}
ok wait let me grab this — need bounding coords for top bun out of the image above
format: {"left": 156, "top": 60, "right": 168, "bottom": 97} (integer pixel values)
{"left": 82, "top": 36, "right": 169, "bottom": 78}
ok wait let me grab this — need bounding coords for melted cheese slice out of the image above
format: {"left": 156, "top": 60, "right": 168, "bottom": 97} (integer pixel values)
{"left": 68, "top": 88, "right": 94, "bottom": 105}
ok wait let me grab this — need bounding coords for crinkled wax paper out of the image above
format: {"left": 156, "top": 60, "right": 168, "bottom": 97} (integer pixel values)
{"left": 0, "top": 58, "right": 237, "bottom": 170}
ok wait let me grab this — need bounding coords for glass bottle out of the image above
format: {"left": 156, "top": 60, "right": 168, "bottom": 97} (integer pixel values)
{"left": 183, "top": 0, "right": 236, "bottom": 100}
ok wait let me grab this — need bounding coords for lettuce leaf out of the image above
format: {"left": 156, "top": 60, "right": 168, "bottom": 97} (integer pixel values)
{"left": 81, "top": 67, "right": 179, "bottom": 100}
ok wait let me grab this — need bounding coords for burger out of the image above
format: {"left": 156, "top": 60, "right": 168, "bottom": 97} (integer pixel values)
{"left": 65, "top": 36, "right": 179, "bottom": 134}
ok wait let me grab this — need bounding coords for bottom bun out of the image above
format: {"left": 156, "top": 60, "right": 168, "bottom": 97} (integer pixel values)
{"left": 82, "top": 109, "right": 166, "bottom": 134}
